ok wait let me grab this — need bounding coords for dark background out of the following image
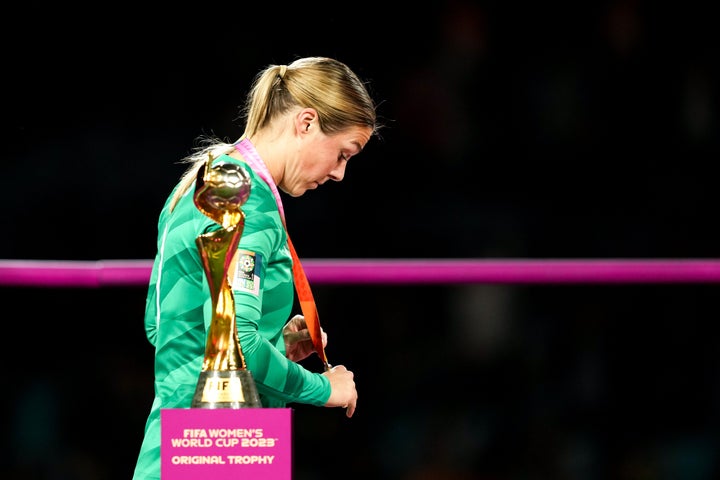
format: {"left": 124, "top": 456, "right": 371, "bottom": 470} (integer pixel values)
{"left": 2, "top": 1, "right": 719, "bottom": 479}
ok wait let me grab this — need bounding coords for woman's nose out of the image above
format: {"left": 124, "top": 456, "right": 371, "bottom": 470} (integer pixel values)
{"left": 329, "top": 162, "right": 347, "bottom": 182}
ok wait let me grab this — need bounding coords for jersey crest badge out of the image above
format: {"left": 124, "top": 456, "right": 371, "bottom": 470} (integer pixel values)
{"left": 229, "top": 250, "right": 262, "bottom": 295}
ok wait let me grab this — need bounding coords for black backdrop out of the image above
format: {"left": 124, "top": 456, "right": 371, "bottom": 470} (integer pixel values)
{"left": 2, "top": 2, "right": 719, "bottom": 479}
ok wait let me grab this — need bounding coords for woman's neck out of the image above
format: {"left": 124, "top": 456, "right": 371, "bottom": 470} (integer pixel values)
{"left": 249, "top": 137, "right": 287, "bottom": 185}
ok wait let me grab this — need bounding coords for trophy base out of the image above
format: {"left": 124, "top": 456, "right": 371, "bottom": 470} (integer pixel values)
{"left": 191, "top": 369, "right": 262, "bottom": 408}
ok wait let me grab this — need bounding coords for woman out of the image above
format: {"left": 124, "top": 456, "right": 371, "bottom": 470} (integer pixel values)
{"left": 133, "top": 56, "right": 379, "bottom": 479}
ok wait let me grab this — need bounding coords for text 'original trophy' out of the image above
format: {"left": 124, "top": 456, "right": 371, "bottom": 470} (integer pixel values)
{"left": 190, "top": 153, "right": 261, "bottom": 408}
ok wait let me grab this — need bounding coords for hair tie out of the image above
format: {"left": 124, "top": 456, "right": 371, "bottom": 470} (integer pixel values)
{"left": 278, "top": 65, "right": 287, "bottom": 78}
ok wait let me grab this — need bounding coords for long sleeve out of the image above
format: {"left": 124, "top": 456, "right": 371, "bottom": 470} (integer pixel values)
{"left": 219, "top": 157, "right": 330, "bottom": 407}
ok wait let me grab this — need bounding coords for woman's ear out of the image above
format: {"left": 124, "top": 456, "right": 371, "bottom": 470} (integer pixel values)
{"left": 296, "top": 108, "right": 317, "bottom": 135}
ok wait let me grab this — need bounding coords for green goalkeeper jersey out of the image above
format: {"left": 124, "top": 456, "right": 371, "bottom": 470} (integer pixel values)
{"left": 133, "top": 153, "right": 330, "bottom": 480}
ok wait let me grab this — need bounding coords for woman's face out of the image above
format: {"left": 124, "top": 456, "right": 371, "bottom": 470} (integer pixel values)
{"left": 280, "top": 122, "right": 373, "bottom": 197}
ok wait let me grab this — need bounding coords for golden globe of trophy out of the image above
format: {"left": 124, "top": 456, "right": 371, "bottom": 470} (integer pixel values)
{"left": 190, "top": 153, "right": 261, "bottom": 408}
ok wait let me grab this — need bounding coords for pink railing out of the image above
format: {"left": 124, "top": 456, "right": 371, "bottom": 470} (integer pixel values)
{"left": 1, "top": 259, "right": 720, "bottom": 287}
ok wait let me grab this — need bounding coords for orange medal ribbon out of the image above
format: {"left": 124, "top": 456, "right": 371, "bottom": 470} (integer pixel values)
{"left": 286, "top": 234, "right": 330, "bottom": 370}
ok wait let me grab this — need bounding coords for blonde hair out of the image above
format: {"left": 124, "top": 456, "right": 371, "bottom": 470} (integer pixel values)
{"left": 168, "top": 56, "right": 378, "bottom": 211}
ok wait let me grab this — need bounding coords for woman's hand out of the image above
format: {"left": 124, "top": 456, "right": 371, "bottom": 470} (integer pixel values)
{"left": 283, "top": 314, "right": 327, "bottom": 362}
{"left": 323, "top": 365, "right": 358, "bottom": 418}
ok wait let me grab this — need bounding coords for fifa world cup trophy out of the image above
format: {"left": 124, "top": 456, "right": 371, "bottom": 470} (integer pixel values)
{"left": 190, "top": 153, "right": 261, "bottom": 408}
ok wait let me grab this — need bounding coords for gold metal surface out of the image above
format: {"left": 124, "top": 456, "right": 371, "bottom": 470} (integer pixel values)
{"left": 191, "top": 153, "right": 260, "bottom": 408}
